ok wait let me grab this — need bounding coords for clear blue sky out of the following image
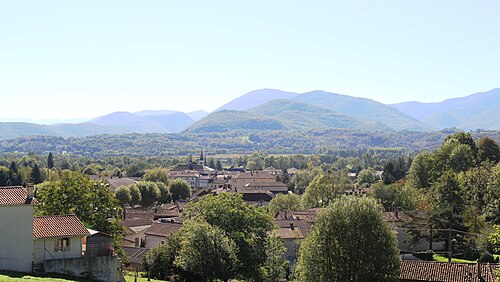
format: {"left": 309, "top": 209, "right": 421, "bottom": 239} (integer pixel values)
{"left": 1, "top": 0, "right": 499, "bottom": 120}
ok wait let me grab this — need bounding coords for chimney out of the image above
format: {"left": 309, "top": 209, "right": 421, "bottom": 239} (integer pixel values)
{"left": 27, "top": 183, "right": 34, "bottom": 199}
{"left": 290, "top": 223, "right": 294, "bottom": 230}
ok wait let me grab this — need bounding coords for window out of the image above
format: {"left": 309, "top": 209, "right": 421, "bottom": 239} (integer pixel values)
{"left": 55, "top": 237, "right": 70, "bottom": 252}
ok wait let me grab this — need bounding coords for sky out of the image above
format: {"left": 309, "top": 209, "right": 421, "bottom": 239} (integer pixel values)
{"left": 0, "top": 0, "right": 499, "bottom": 121}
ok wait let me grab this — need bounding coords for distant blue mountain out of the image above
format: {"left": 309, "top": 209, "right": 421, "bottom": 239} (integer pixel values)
{"left": 391, "top": 88, "right": 500, "bottom": 130}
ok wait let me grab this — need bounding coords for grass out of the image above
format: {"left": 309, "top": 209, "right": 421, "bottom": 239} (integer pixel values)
{"left": 0, "top": 271, "right": 95, "bottom": 281}
{"left": 123, "top": 271, "right": 165, "bottom": 282}
{"left": 123, "top": 276, "right": 165, "bottom": 282}
{"left": 432, "top": 254, "right": 476, "bottom": 263}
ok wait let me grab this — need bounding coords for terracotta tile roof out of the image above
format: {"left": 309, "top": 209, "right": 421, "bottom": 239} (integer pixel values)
{"left": 0, "top": 186, "right": 38, "bottom": 205}
{"left": 33, "top": 215, "right": 91, "bottom": 239}
{"left": 399, "top": 261, "right": 499, "bottom": 282}
{"left": 145, "top": 221, "right": 182, "bottom": 237}
{"left": 119, "top": 218, "right": 154, "bottom": 228}
{"left": 234, "top": 171, "right": 276, "bottom": 180}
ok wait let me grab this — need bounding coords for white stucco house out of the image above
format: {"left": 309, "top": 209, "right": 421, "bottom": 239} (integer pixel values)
{"left": 0, "top": 186, "right": 90, "bottom": 273}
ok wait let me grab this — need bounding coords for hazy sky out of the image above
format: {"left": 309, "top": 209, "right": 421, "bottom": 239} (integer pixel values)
{"left": 1, "top": 0, "right": 499, "bottom": 120}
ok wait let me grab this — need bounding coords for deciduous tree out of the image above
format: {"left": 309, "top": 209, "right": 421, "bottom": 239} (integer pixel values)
{"left": 294, "top": 196, "right": 399, "bottom": 282}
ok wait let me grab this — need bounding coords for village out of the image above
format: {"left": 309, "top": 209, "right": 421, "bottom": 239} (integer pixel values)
{"left": 1, "top": 139, "right": 500, "bottom": 282}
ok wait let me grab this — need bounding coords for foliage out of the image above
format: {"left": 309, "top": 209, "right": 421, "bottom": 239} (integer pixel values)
{"left": 477, "top": 137, "right": 500, "bottom": 163}
{"left": 302, "top": 172, "right": 350, "bottom": 208}
{"left": 487, "top": 225, "right": 500, "bottom": 253}
{"left": 169, "top": 178, "right": 191, "bottom": 201}
{"left": 156, "top": 182, "right": 171, "bottom": 204}
{"left": 267, "top": 193, "right": 302, "bottom": 216}
{"left": 142, "top": 168, "right": 169, "bottom": 184}
{"left": 371, "top": 182, "right": 418, "bottom": 211}
{"left": 184, "top": 193, "right": 282, "bottom": 280}
{"left": 174, "top": 220, "right": 238, "bottom": 281}
{"left": 142, "top": 232, "right": 182, "bottom": 280}
{"left": 294, "top": 196, "right": 399, "bottom": 282}
{"left": 2, "top": 129, "right": 498, "bottom": 157}
{"left": 35, "top": 171, "right": 124, "bottom": 256}
{"left": 429, "top": 171, "right": 466, "bottom": 233}
{"left": 357, "top": 168, "right": 375, "bottom": 185}
{"left": 115, "top": 186, "right": 131, "bottom": 207}
{"left": 260, "top": 235, "right": 290, "bottom": 281}
{"left": 129, "top": 184, "right": 142, "bottom": 207}
{"left": 135, "top": 181, "right": 161, "bottom": 208}
{"left": 287, "top": 168, "right": 322, "bottom": 194}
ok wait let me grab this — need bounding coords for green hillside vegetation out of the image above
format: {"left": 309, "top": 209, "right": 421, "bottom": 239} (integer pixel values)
{"left": 185, "top": 110, "right": 288, "bottom": 133}
{"left": 2, "top": 129, "right": 499, "bottom": 157}
{"left": 294, "top": 91, "right": 432, "bottom": 131}
{"left": 249, "top": 99, "right": 389, "bottom": 131}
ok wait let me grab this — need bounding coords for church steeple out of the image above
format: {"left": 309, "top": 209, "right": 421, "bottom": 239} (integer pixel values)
{"left": 198, "top": 150, "right": 205, "bottom": 166}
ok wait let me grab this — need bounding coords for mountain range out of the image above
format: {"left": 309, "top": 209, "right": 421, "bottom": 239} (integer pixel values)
{"left": 0, "top": 88, "right": 498, "bottom": 139}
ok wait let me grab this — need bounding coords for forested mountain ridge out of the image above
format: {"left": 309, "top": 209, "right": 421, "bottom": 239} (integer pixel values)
{"left": 1, "top": 129, "right": 498, "bottom": 157}
{"left": 216, "top": 89, "right": 299, "bottom": 111}
{"left": 1, "top": 88, "right": 498, "bottom": 138}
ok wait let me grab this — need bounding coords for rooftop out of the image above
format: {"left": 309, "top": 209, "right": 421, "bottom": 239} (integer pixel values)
{"left": 0, "top": 186, "right": 38, "bottom": 206}
{"left": 33, "top": 215, "right": 91, "bottom": 239}
{"left": 399, "top": 261, "right": 499, "bottom": 282}
{"left": 145, "top": 221, "right": 182, "bottom": 237}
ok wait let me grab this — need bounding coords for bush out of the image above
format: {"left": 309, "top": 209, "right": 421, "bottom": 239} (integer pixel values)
{"left": 412, "top": 250, "right": 434, "bottom": 261}
{"left": 479, "top": 252, "right": 496, "bottom": 263}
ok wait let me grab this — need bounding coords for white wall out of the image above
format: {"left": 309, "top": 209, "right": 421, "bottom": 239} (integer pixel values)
{"left": 0, "top": 205, "right": 34, "bottom": 272}
{"left": 145, "top": 234, "right": 166, "bottom": 249}
{"left": 33, "top": 237, "right": 83, "bottom": 264}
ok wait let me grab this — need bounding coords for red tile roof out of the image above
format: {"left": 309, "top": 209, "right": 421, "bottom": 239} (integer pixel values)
{"left": 33, "top": 215, "right": 91, "bottom": 239}
{"left": 399, "top": 261, "right": 499, "bottom": 282}
{"left": 0, "top": 186, "right": 38, "bottom": 205}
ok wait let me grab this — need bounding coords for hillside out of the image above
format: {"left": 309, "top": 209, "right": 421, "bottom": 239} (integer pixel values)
{"left": 184, "top": 110, "right": 288, "bottom": 133}
{"left": 216, "top": 89, "right": 299, "bottom": 111}
{"left": 2, "top": 130, "right": 499, "bottom": 157}
{"left": 391, "top": 88, "right": 500, "bottom": 129}
{"left": 0, "top": 122, "right": 128, "bottom": 139}
{"left": 91, "top": 111, "right": 194, "bottom": 133}
{"left": 249, "top": 99, "right": 389, "bottom": 131}
{"left": 294, "top": 91, "right": 432, "bottom": 131}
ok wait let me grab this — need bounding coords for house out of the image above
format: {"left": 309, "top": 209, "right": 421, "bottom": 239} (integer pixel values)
{"left": 242, "top": 182, "right": 288, "bottom": 194}
{"left": 168, "top": 170, "right": 200, "bottom": 190}
{"left": 0, "top": 186, "right": 38, "bottom": 272}
{"left": 119, "top": 212, "right": 154, "bottom": 248}
{"left": 383, "top": 211, "right": 446, "bottom": 252}
{"left": 33, "top": 215, "right": 91, "bottom": 265}
{"left": 230, "top": 171, "right": 277, "bottom": 192}
{"left": 399, "top": 261, "right": 499, "bottom": 281}
{"left": 144, "top": 220, "right": 183, "bottom": 249}
{"left": 0, "top": 186, "right": 121, "bottom": 281}
{"left": 88, "top": 175, "right": 138, "bottom": 192}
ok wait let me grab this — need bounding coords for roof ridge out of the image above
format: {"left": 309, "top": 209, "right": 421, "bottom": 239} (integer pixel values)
{"left": 34, "top": 214, "right": 77, "bottom": 218}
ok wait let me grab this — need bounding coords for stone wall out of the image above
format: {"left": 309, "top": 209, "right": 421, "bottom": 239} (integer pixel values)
{"left": 44, "top": 256, "right": 124, "bottom": 282}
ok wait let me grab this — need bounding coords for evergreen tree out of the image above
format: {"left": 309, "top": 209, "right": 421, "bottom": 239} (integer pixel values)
{"left": 47, "top": 152, "right": 54, "bottom": 169}
{"left": 216, "top": 160, "right": 223, "bottom": 171}
{"left": 30, "top": 163, "right": 43, "bottom": 184}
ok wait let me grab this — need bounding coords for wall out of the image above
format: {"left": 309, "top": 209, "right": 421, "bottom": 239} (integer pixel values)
{"left": 396, "top": 227, "right": 446, "bottom": 252}
{"left": 144, "top": 234, "right": 165, "bottom": 249}
{"left": 0, "top": 205, "right": 34, "bottom": 272}
{"left": 44, "top": 256, "right": 123, "bottom": 282}
{"left": 33, "top": 237, "right": 83, "bottom": 264}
